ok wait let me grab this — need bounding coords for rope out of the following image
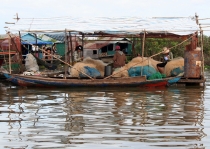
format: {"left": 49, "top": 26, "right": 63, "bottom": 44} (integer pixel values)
{"left": 104, "top": 35, "right": 193, "bottom": 79}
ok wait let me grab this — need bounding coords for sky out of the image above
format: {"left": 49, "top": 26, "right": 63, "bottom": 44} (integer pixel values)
{"left": 0, "top": 0, "right": 210, "bottom": 35}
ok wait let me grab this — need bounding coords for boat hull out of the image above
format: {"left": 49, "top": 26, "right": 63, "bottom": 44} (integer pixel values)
{"left": 4, "top": 73, "right": 180, "bottom": 88}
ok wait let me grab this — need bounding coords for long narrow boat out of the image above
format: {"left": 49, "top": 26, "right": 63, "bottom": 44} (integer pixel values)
{"left": 3, "top": 15, "right": 205, "bottom": 86}
{"left": 3, "top": 73, "right": 181, "bottom": 88}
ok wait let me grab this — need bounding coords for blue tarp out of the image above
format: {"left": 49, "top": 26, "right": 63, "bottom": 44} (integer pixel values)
{"left": 21, "top": 33, "right": 53, "bottom": 45}
{"left": 170, "top": 66, "right": 184, "bottom": 76}
{"left": 79, "top": 66, "right": 101, "bottom": 78}
{"left": 128, "top": 65, "right": 157, "bottom": 79}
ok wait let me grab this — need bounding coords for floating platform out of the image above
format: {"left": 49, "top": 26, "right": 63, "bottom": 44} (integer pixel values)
{"left": 177, "top": 77, "right": 205, "bottom": 86}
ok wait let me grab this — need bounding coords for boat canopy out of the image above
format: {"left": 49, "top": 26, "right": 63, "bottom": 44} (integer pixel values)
{"left": 7, "top": 16, "right": 199, "bottom": 37}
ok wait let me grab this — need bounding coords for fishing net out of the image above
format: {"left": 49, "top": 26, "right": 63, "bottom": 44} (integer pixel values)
{"left": 148, "top": 72, "right": 166, "bottom": 80}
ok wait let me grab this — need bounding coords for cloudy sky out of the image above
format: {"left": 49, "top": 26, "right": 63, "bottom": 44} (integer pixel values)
{"left": 0, "top": 0, "right": 210, "bottom": 35}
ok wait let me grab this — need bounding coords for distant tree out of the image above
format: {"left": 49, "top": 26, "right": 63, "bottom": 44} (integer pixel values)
{"left": 131, "top": 37, "right": 187, "bottom": 61}
{"left": 202, "top": 35, "right": 210, "bottom": 65}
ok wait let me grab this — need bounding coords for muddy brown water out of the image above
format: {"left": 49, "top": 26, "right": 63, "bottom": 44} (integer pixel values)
{"left": 0, "top": 71, "right": 210, "bottom": 149}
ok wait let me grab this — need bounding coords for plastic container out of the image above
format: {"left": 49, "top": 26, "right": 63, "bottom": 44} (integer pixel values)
{"left": 104, "top": 65, "right": 112, "bottom": 76}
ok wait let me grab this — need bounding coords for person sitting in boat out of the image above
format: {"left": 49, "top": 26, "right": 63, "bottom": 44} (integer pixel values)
{"left": 74, "top": 45, "right": 83, "bottom": 62}
{"left": 113, "top": 45, "right": 126, "bottom": 69}
{"left": 157, "top": 47, "right": 173, "bottom": 74}
{"left": 45, "top": 47, "right": 52, "bottom": 63}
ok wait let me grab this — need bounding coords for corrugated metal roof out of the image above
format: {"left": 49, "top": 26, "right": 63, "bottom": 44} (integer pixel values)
{"left": 44, "top": 33, "right": 66, "bottom": 42}
{"left": 21, "top": 33, "right": 53, "bottom": 45}
{"left": 44, "top": 33, "right": 82, "bottom": 42}
{"left": 6, "top": 16, "right": 199, "bottom": 36}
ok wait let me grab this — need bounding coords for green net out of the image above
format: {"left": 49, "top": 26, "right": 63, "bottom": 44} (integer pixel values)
{"left": 147, "top": 72, "right": 166, "bottom": 80}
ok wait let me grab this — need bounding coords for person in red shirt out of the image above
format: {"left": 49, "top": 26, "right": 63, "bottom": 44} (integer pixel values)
{"left": 113, "top": 45, "right": 126, "bottom": 69}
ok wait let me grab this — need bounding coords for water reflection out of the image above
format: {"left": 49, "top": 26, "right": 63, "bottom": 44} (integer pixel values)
{"left": 0, "top": 76, "right": 208, "bottom": 148}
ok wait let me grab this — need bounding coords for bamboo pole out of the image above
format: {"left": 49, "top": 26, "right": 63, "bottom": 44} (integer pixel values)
{"left": 141, "top": 30, "right": 146, "bottom": 58}
{"left": 64, "top": 29, "right": 68, "bottom": 79}
{"left": 200, "top": 30, "right": 205, "bottom": 80}
{"left": 195, "top": 14, "right": 205, "bottom": 83}
{"left": 18, "top": 31, "right": 24, "bottom": 73}
{"left": 8, "top": 33, "right": 11, "bottom": 74}
{"left": 69, "top": 32, "right": 74, "bottom": 65}
{"left": 82, "top": 34, "right": 84, "bottom": 58}
{"left": 132, "top": 37, "right": 135, "bottom": 57}
{"left": 141, "top": 31, "right": 146, "bottom": 76}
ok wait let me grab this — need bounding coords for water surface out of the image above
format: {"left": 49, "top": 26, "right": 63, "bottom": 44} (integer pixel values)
{"left": 0, "top": 72, "right": 209, "bottom": 149}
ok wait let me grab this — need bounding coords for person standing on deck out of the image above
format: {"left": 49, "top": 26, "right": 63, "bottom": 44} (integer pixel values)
{"left": 113, "top": 45, "right": 126, "bottom": 69}
{"left": 157, "top": 47, "right": 173, "bottom": 73}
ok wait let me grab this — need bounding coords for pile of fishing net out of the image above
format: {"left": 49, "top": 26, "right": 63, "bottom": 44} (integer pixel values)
{"left": 112, "top": 56, "right": 184, "bottom": 79}
{"left": 70, "top": 57, "right": 107, "bottom": 78}
{"left": 164, "top": 57, "right": 184, "bottom": 77}
{"left": 112, "top": 57, "right": 163, "bottom": 79}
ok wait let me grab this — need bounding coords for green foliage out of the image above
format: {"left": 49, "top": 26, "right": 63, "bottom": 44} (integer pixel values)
{"left": 202, "top": 35, "right": 210, "bottom": 66}
{"left": 128, "top": 35, "right": 210, "bottom": 67}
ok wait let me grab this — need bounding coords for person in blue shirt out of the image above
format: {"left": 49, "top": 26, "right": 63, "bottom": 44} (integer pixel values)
{"left": 157, "top": 47, "right": 173, "bottom": 73}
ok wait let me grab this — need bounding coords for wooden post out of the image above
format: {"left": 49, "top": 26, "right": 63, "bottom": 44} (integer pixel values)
{"left": 141, "top": 30, "right": 146, "bottom": 58}
{"left": 141, "top": 31, "right": 146, "bottom": 76}
{"left": 33, "top": 33, "right": 39, "bottom": 61}
{"left": 200, "top": 30, "right": 205, "bottom": 80}
{"left": 64, "top": 29, "right": 68, "bottom": 79}
{"left": 82, "top": 34, "right": 84, "bottom": 58}
{"left": 18, "top": 31, "right": 24, "bottom": 73}
{"left": 8, "top": 33, "right": 11, "bottom": 74}
{"left": 69, "top": 32, "right": 74, "bottom": 65}
{"left": 132, "top": 37, "right": 136, "bottom": 57}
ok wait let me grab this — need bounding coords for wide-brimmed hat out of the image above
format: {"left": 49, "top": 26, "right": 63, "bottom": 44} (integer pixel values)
{"left": 115, "top": 45, "right": 120, "bottom": 50}
{"left": 75, "top": 45, "right": 83, "bottom": 51}
{"left": 162, "top": 47, "right": 169, "bottom": 54}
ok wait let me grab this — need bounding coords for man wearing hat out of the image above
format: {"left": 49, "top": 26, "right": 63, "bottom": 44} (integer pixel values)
{"left": 157, "top": 47, "right": 173, "bottom": 73}
{"left": 113, "top": 45, "right": 126, "bottom": 69}
{"left": 74, "top": 45, "right": 83, "bottom": 62}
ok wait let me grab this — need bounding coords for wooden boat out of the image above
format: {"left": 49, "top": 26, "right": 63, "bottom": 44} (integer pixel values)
{"left": 3, "top": 15, "right": 205, "bottom": 86}
{"left": 3, "top": 73, "right": 181, "bottom": 88}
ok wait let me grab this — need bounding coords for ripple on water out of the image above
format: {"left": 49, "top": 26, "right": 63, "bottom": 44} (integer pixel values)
{"left": 0, "top": 77, "right": 210, "bottom": 148}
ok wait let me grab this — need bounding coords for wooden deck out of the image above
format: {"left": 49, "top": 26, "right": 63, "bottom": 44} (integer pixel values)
{"left": 177, "top": 77, "right": 206, "bottom": 86}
